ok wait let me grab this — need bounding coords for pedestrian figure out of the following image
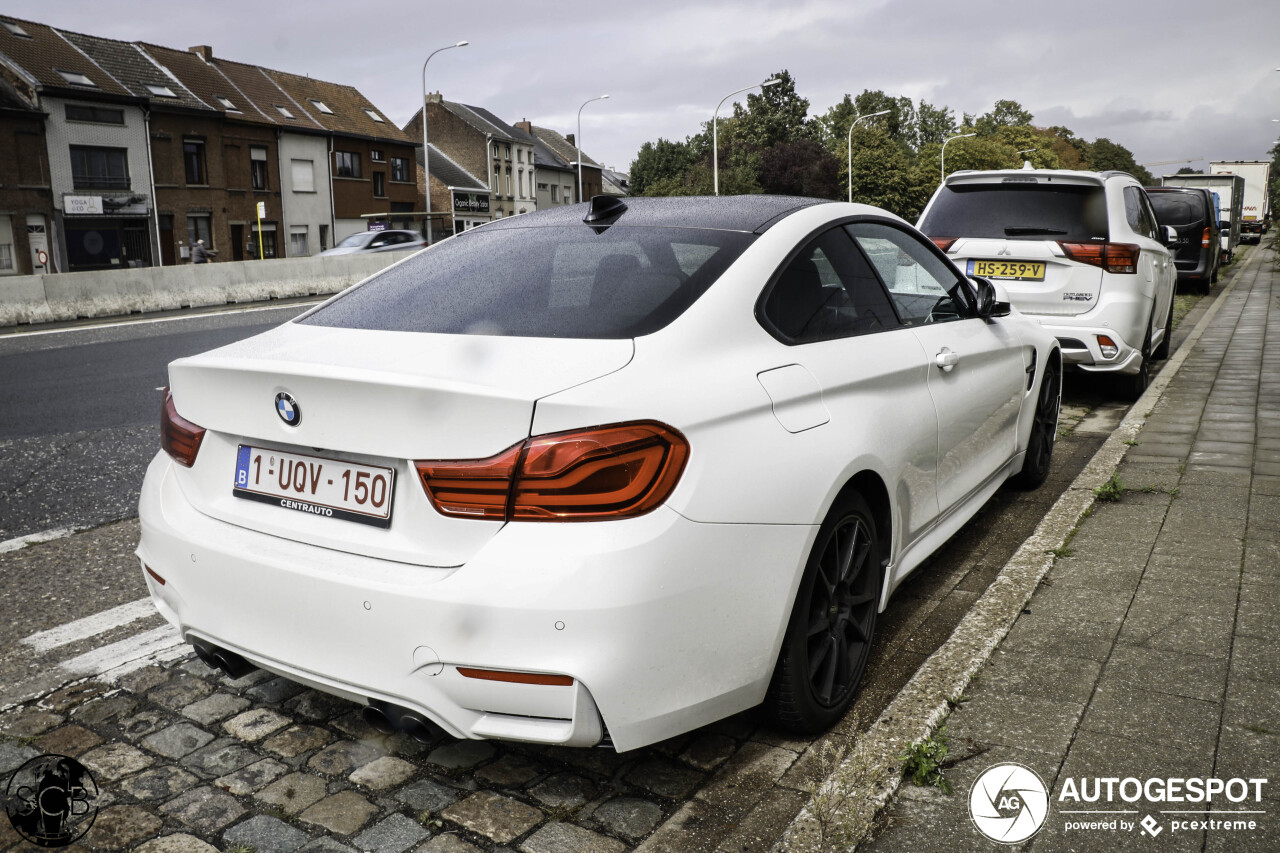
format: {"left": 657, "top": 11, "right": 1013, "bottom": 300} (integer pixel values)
{"left": 192, "top": 239, "right": 217, "bottom": 264}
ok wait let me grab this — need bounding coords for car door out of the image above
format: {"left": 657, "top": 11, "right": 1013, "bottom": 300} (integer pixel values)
{"left": 757, "top": 225, "right": 941, "bottom": 545}
{"left": 847, "top": 221, "right": 1026, "bottom": 514}
{"left": 1125, "top": 186, "right": 1174, "bottom": 338}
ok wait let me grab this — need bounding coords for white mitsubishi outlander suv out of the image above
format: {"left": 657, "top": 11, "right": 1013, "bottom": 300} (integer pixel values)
{"left": 918, "top": 168, "right": 1177, "bottom": 399}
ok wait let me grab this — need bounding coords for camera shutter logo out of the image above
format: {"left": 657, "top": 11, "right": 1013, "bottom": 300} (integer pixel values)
{"left": 969, "top": 762, "right": 1050, "bottom": 844}
{"left": 5, "top": 754, "right": 100, "bottom": 847}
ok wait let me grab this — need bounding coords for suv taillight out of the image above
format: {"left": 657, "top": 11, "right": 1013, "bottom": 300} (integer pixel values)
{"left": 161, "top": 388, "right": 205, "bottom": 467}
{"left": 416, "top": 422, "right": 689, "bottom": 522}
{"left": 1058, "top": 241, "right": 1140, "bottom": 274}
{"left": 1202, "top": 227, "right": 1211, "bottom": 248}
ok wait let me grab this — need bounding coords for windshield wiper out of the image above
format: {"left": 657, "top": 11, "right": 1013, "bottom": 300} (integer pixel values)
{"left": 1004, "top": 226, "right": 1069, "bottom": 236}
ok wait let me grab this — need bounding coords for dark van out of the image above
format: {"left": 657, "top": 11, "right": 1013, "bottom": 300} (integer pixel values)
{"left": 1144, "top": 187, "right": 1220, "bottom": 294}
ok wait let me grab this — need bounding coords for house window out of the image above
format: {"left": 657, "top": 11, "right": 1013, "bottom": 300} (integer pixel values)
{"left": 550, "top": 185, "right": 558, "bottom": 202}
{"left": 371, "top": 149, "right": 385, "bottom": 162}
{"left": 319, "top": 224, "right": 329, "bottom": 251}
{"left": 56, "top": 69, "right": 95, "bottom": 87}
{"left": 146, "top": 84, "right": 177, "bottom": 98}
{"left": 390, "top": 157, "right": 409, "bottom": 182}
{"left": 309, "top": 99, "right": 333, "bottom": 114}
{"left": 517, "top": 149, "right": 523, "bottom": 163}
{"left": 216, "top": 96, "right": 237, "bottom": 111}
{"left": 364, "top": 109, "right": 384, "bottom": 123}
{"left": 518, "top": 170, "right": 524, "bottom": 198}
{"left": 65, "top": 104, "right": 124, "bottom": 124}
{"left": 186, "top": 214, "right": 211, "bottom": 248}
{"left": 291, "top": 159, "right": 315, "bottom": 192}
{"left": 290, "top": 225, "right": 309, "bottom": 256}
{"left": 0, "top": 215, "right": 14, "bottom": 273}
{"left": 2, "top": 21, "right": 31, "bottom": 37}
{"left": 275, "top": 105, "right": 296, "bottom": 119}
{"left": 335, "top": 151, "right": 361, "bottom": 178}
{"left": 373, "top": 172, "right": 386, "bottom": 197}
{"left": 252, "top": 224, "right": 277, "bottom": 258}
{"left": 250, "top": 146, "right": 268, "bottom": 190}
{"left": 183, "top": 139, "right": 206, "bottom": 185}
{"left": 69, "top": 146, "right": 129, "bottom": 190}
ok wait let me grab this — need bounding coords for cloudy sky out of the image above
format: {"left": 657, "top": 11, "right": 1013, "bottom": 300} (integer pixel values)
{"left": 7, "top": 0, "right": 1278, "bottom": 175}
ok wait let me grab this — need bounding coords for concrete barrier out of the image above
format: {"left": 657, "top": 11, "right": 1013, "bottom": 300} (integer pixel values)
{"left": 0, "top": 251, "right": 409, "bottom": 327}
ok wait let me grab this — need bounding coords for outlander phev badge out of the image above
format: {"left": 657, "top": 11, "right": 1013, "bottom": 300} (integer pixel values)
{"left": 275, "top": 392, "right": 301, "bottom": 426}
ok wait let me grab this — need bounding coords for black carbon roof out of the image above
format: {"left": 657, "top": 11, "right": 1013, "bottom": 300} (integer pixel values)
{"left": 481, "top": 195, "right": 827, "bottom": 233}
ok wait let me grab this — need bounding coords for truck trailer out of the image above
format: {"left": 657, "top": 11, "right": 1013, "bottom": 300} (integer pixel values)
{"left": 1210, "top": 161, "right": 1271, "bottom": 243}
{"left": 1163, "top": 173, "right": 1246, "bottom": 261}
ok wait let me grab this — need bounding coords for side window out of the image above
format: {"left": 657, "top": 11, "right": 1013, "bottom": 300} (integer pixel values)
{"left": 761, "top": 227, "right": 898, "bottom": 342}
{"left": 1138, "top": 192, "right": 1160, "bottom": 240}
{"left": 847, "top": 221, "right": 966, "bottom": 325}
{"left": 1124, "top": 187, "right": 1156, "bottom": 239}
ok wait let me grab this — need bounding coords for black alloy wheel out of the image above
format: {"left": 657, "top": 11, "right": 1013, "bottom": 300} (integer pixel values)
{"left": 766, "top": 491, "right": 881, "bottom": 732}
{"left": 1011, "top": 356, "right": 1060, "bottom": 490}
{"left": 1152, "top": 300, "right": 1175, "bottom": 361}
{"left": 1118, "top": 313, "right": 1153, "bottom": 402}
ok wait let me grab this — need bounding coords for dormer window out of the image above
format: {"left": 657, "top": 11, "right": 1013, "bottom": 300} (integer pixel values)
{"left": 56, "top": 69, "right": 95, "bottom": 87}
{"left": 146, "top": 84, "right": 177, "bottom": 98}
{"left": 216, "top": 96, "right": 238, "bottom": 111}
{"left": 309, "top": 99, "right": 333, "bottom": 115}
{"left": 2, "top": 21, "right": 32, "bottom": 37}
{"left": 364, "top": 109, "right": 384, "bottom": 123}
{"left": 275, "top": 105, "right": 296, "bottom": 119}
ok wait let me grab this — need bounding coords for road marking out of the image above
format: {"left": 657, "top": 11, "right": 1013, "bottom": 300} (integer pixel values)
{"left": 0, "top": 525, "right": 87, "bottom": 554}
{"left": 21, "top": 597, "right": 156, "bottom": 653}
{"left": 58, "top": 624, "right": 183, "bottom": 678}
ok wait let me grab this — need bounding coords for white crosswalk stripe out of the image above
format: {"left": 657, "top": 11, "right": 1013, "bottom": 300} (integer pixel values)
{"left": 58, "top": 624, "right": 185, "bottom": 678}
{"left": 21, "top": 597, "right": 157, "bottom": 653}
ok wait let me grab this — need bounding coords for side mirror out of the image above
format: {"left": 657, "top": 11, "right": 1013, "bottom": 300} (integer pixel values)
{"left": 971, "top": 276, "right": 1012, "bottom": 318}
{"left": 1162, "top": 225, "right": 1177, "bottom": 246}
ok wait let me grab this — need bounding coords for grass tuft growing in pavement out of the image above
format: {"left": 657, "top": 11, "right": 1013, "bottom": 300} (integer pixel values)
{"left": 1094, "top": 474, "right": 1124, "bottom": 502}
{"left": 900, "top": 727, "right": 953, "bottom": 794}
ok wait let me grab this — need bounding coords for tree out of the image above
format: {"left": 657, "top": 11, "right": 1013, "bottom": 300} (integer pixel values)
{"left": 759, "top": 138, "right": 840, "bottom": 198}
{"left": 1175, "top": 166, "right": 1200, "bottom": 175}
{"left": 630, "top": 138, "right": 698, "bottom": 196}
{"left": 731, "top": 69, "right": 813, "bottom": 149}
{"left": 975, "top": 99, "right": 1034, "bottom": 135}
{"left": 916, "top": 100, "right": 955, "bottom": 148}
{"left": 1086, "top": 138, "right": 1155, "bottom": 184}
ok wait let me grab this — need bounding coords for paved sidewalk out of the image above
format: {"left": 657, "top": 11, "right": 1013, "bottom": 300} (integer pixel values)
{"left": 860, "top": 240, "right": 1280, "bottom": 852}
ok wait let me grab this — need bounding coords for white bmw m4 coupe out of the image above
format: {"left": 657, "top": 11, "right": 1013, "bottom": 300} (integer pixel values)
{"left": 138, "top": 195, "right": 1061, "bottom": 752}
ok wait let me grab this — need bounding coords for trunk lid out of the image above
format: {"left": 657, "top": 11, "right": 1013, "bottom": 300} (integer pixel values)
{"left": 947, "top": 238, "right": 1104, "bottom": 317}
{"left": 166, "top": 321, "right": 633, "bottom": 566}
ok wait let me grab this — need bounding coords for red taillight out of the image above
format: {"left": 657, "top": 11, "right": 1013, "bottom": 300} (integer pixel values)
{"left": 1058, "top": 241, "right": 1140, "bottom": 274}
{"left": 930, "top": 237, "right": 957, "bottom": 252}
{"left": 1202, "top": 227, "right": 1211, "bottom": 248}
{"left": 161, "top": 388, "right": 205, "bottom": 467}
{"left": 416, "top": 421, "right": 689, "bottom": 522}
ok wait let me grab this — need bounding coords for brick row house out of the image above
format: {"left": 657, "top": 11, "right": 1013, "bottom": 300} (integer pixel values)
{"left": 0, "top": 14, "right": 414, "bottom": 274}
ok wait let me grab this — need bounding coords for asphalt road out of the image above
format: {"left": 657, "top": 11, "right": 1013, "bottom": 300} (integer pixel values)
{"left": 0, "top": 304, "right": 317, "bottom": 543}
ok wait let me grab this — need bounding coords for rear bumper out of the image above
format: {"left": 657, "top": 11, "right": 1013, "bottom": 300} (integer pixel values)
{"left": 1026, "top": 304, "right": 1149, "bottom": 376}
{"left": 137, "top": 453, "right": 812, "bottom": 751}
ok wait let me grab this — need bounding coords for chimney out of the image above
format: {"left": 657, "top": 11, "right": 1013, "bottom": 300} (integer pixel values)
{"left": 425, "top": 91, "right": 443, "bottom": 104}
{"left": 189, "top": 45, "right": 213, "bottom": 61}
{"left": 514, "top": 120, "right": 533, "bottom": 134}
{"left": 566, "top": 133, "right": 575, "bottom": 146}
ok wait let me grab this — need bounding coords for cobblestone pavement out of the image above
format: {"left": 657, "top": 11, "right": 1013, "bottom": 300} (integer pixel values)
{"left": 859, "top": 238, "right": 1279, "bottom": 852}
{"left": 1, "top": 294, "right": 1209, "bottom": 852}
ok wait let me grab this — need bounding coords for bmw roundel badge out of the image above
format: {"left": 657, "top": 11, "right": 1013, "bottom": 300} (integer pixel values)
{"left": 275, "top": 392, "right": 301, "bottom": 426}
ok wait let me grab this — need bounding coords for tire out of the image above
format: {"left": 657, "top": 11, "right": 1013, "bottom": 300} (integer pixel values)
{"left": 1011, "top": 355, "right": 1060, "bottom": 490}
{"left": 1117, "top": 314, "right": 1153, "bottom": 402}
{"left": 1211, "top": 266, "right": 1219, "bottom": 285}
{"left": 765, "top": 490, "right": 881, "bottom": 733}
{"left": 1151, "top": 299, "right": 1174, "bottom": 361}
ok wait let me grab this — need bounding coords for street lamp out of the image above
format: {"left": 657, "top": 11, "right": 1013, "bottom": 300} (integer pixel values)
{"left": 576, "top": 94, "right": 609, "bottom": 203}
{"left": 714, "top": 77, "right": 781, "bottom": 196}
{"left": 421, "top": 40, "right": 468, "bottom": 245}
{"left": 846, "top": 109, "right": 890, "bottom": 203}
{"left": 941, "top": 132, "right": 977, "bottom": 183}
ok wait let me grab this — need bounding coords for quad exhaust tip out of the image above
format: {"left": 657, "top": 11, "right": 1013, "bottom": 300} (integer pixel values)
{"left": 361, "top": 699, "right": 444, "bottom": 744}
{"left": 191, "top": 640, "right": 258, "bottom": 680}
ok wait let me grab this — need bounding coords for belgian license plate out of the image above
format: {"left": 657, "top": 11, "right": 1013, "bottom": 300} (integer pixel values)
{"left": 968, "top": 260, "right": 1046, "bottom": 281}
{"left": 233, "top": 445, "right": 394, "bottom": 528}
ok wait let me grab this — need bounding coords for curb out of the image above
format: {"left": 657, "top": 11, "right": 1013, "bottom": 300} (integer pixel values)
{"left": 771, "top": 244, "right": 1263, "bottom": 851}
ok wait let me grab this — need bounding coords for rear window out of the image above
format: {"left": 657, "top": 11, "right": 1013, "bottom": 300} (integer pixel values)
{"left": 300, "top": 225, "right": 754, "bottom": 338}
{"left": 920, "top": 183, "right": 1109, "bottom": 242}
{"left": 1148, "top": 192, "right": 1205, "bottom": 227}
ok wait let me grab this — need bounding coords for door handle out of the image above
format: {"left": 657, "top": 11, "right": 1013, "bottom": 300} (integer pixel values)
{"left": 936, "top": 348, "right": 959, "bottom": 372}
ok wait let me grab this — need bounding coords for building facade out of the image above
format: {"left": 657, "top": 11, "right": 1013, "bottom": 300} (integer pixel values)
{"left": 0, "top": 75, "right": 54, "bottom": 276}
